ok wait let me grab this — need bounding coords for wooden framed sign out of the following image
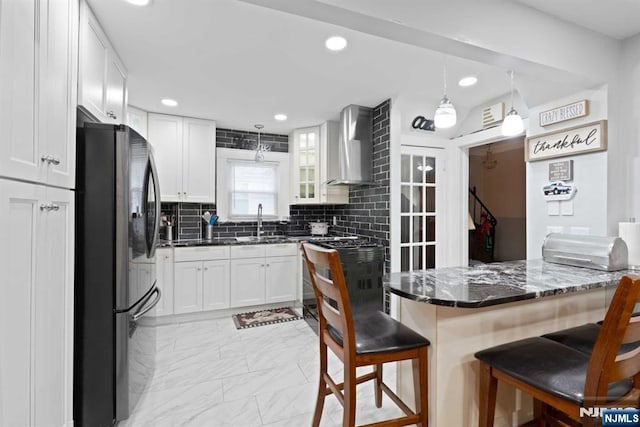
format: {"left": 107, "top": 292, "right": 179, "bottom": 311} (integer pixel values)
{"left": 539, "top": 99, "right": 589, "bottom": 127}
{"left": 525, "top": 120, "right": 607, "bottom": 162}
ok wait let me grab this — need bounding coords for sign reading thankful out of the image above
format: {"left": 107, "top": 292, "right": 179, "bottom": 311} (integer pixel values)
{"left": 525, "top": 120, "right": 607, "bottom": 162}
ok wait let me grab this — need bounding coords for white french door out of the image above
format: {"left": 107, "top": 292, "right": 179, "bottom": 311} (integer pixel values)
{"left": 398, "top": 146, "right": 443, "bottom": 271}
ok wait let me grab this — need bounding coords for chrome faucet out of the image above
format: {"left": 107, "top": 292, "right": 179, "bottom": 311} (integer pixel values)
{"left": 257, "top": 203, "right": 263, "bottom": 238}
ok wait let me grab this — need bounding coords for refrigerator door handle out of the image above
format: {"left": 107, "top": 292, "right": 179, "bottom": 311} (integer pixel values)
{"left": 131, "top": 287, "right": 161, "bottom": 321}
{"left": 147, "top": 150, "right": 160, "bottom": 258}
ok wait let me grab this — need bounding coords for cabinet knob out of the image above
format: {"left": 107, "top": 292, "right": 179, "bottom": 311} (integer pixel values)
{"left": 107, "top": 110, "right": 117, "bottom": 120}
{"left": 39, "top": 203, "right": 60, "bottom": 211}
{"left": 204, "top": 267, "right": 208, "bottom": 271}
{"left": 40, "top": 155, "right": 60, "bottom": 165}
{"left": 266, "top": 264, "right": 270, "bottom": 267}
{"left": 197, "top": 267, "right": 202, "bottom": 271}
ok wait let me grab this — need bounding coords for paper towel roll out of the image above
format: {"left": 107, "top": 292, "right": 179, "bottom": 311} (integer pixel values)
{"left": 619, "top": 222, "right": 640, "bottom": 268}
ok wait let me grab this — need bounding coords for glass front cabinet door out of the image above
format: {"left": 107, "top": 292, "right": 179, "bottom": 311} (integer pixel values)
{"left": 291, "top": 126, "right": 320, "bottom": 204}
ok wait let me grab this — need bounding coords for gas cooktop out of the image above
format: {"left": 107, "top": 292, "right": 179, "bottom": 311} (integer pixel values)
{"left": 309, "top": 238, "right": 382, "bottom": 249}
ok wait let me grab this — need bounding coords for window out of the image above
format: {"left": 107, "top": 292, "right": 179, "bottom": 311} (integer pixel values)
{"left": 215, "top": 147, "right": 290, "bottom": 222}
{"left": 230, "top": 161, "right": 277, "bottom": 217}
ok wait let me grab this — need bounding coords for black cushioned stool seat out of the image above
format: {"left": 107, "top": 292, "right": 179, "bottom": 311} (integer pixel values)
{"left": 327, "top": 311, "right": 431, "bottom": 355}
{"left": 543, "top": 323, "right": 640, "bottom": 355}
{"left": 474, "top": 336, "right": 633, "bottom": 404}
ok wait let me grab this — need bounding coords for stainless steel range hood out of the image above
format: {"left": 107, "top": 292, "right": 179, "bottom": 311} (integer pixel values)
{"left": 326, "top": 104, "right": 373, "bottom": 185}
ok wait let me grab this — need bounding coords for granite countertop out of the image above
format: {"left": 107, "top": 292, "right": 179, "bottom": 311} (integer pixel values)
{"left": 384, "top": 259, "right": 636, "bottom": 308}
{"left": 158, "top": 236, "right": 296, "bottom": 248}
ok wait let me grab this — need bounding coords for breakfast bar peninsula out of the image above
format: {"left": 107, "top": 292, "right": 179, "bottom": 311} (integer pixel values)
{"left": 383, "top": 259, "right": 630, "bottom": 427}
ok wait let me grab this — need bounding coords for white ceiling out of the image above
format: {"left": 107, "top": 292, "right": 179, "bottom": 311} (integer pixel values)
{"left": 87, "top": 0, "right": 623, "bottom": 135}
{"left": 513, "top": 0, "right": 640, "bottom": 40}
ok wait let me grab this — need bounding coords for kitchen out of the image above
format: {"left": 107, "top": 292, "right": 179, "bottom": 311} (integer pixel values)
{"left": 2, "top": 1, "right": 640, "bottom": 427}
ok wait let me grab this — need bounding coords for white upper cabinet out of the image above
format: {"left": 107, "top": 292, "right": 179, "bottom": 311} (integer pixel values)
{"left": 78, "top": 0, "right": 127, "bottom": 124}
{"left": 127, "top": 105, "right": 148, "bottom": 139}
{"left": 0, "top": 0, "right": 78, "bottom": 189}
{"left": 290, "top": 122, "right": 349, "bottom": 205}
{"left": 148, "top": 113, "right": 216, "bottom": 203}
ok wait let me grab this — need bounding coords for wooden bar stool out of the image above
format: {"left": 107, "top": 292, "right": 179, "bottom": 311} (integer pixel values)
{"left": 301, "top": 242, "right": 430, "bottom": 427}
{"left": 475, "top": 275, "right": 640, "bottom": 427}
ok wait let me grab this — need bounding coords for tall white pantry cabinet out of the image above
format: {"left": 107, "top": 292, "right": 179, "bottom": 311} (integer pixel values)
{"left": 0, "top": 0, "right": 79, "bottom": 426}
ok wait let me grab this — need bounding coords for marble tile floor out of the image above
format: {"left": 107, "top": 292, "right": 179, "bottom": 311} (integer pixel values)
{"left": 122, "top": 312, "right": 405, "bottom": 426}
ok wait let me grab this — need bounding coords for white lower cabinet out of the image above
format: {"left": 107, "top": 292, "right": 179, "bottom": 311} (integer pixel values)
{"left": 0, "top": 179, "right": 73, "bottom": 427}
{"left": 170, "top": 244, "right": 297, "bottom": 314}
{"left": 230, "top": 244, "right": 298, "bottom": 308}
{"left": 173, "top": 246, "right": 230, "bottom": 315}
{"left": 265, "top": 256, "right": 298, "bottom": 303}
{"left": 230, "top": 258, "right": 267, "bottom": 307}
{"left": 174, "top": 261, "right": 204, "bottom": 314}
{"left": 155, "top": 248, "right": 174, "bottom": 316}
{"left": 203, "top": 260, "right": 231, "bottom": 310}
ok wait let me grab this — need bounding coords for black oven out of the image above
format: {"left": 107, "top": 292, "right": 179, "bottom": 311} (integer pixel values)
{"left": 302, "top": 241, "right": 385, "bottom": 334}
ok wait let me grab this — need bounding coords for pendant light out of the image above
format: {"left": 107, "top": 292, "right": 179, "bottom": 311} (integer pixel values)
{"left": 502, "top": 70, "right": 524, "bottom": 136}
{"left": 254, "top": 124, "right": 265, "bottom": 162}
{"left": 434, "top": 57, "right": 457, "bottom": 129}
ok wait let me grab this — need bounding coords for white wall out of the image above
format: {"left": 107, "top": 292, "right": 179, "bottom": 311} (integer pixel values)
{"left": 456, "top": 91, "right": 528, "bottom": 138}
{"left": 620, "top": 34, "right": 640, "bottom": 219}
{"left": 526, "top": 87, "right": 609, "bottom": 257}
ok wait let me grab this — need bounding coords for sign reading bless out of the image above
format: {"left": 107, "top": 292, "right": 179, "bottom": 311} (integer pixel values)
{"left": 525, "top": 120, "right": 607, "bottom": 162}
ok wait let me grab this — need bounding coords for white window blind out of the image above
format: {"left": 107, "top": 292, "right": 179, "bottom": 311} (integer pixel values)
{"left": 230, "top": 161, "right": 278, "bottom": 217}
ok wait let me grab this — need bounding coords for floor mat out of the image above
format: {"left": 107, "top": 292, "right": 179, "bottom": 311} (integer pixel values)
{"left": 231, "top": 306, "right": 303, "bottom": 329}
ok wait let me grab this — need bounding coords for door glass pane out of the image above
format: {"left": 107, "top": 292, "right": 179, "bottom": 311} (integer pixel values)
{"left": 401, "top": 186, "right": 411, "bottom": 212}
{"left": 401, "top": 247, "right": 410, "bottom": 271}
{"left": 426, "top": 187, "right": 436, "bottom": 212}
{"left": 426, "top": 245, "right": 435, "bottom": 268}
{"left": 307, "top": 133, "right": 315, "bottom": 147}
{"left": 308, "top": 184, "right": 315, "bottom": 198}
{"left": 426, "top": 216, "right": 436, "bottom": 242}
{"left": 299, "top": 134, "right": 307, "bottom": 149}
{"left": 412, "top": 156, "right": 423, "bottom": 183}
{"left": 413, "top": 216, "right": 424, "bottom": 242}
{"left": 308, "top": 166, "right": 315, "bottom": 181}
{"left": 401, "top": 217, "right": 410, "bottom": 243}
{"left": 307, "top": 151, "right": 315, "bottom": 165}
{"left": 413, "top": 246, "right": 423, "bottom": 270}
{"left": 299, "top": 168, "right": 307, "bottom": 181}
{"left": 299, "top": 184, "right": 306, "bottom": 198}
{"left": 425, "top": 157, "right": 436, "bottom": 183}
{"left": 401, "top": 155, "right": 411, "bottom": 182}
{"left": 412, "top": 187, "right": 422, "bottom": 213}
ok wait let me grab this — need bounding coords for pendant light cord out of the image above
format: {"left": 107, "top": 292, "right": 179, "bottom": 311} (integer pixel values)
{"left": 509, "top": 70, "right": 515, "bottom": 109}
{"left": 443, "top": 56, "right": 447, "bottom": 96}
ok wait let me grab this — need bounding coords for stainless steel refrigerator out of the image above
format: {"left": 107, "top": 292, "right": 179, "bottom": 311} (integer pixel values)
{"left": 74, "top": 121, "right": 161, "bottom": 426}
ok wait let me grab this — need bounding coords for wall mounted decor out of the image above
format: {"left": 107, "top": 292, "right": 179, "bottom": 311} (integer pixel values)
{"left": 525, "top": 120, "right": 607, "bottom": 162}
{"left": 539, "top": 99, "right": 589, "bottom": 127}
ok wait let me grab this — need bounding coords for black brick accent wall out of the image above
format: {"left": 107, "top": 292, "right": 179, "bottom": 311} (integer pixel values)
{"left": 216, "top": 128, "right": 288, "bottom": 153}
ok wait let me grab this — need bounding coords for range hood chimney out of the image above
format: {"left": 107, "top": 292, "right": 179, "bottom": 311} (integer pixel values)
{"left": 326, "top": 104, "right": 373, "bottom": 185}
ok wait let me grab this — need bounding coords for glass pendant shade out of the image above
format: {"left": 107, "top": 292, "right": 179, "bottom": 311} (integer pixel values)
{"left": 254, "top": 124, "right": 264, "bottom": 162}
{"left": 434, "top": 96, "right": 457, "bottom": 129}
{"left": 502, "top": 108, "right": 524, "bottom": 136}
{"left": 502, "top": 70, "right": 524, "bottom": 136}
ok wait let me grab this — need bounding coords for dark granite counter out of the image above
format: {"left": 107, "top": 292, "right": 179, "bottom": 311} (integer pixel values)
{"left": 158, "top": 236, "right": 296, "bottom": 248}
{"left": 384, "top": 259, "right": 635, "bottom": 308}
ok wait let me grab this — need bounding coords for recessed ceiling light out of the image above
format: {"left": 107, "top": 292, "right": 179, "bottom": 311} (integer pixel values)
{"left": 161, "top": 98, "right": 178, "bottom": 107}
{"left": 458, "top": 76, "right": 478, "bottom": 87}
{"left": 274, "top": 114, "right": 287, "bottom": 121}
{"left": 125, "top": 0, "right": 150, "bottom": 6}
{"left": 325, "top": 36, "right": 347, "bottom": 51}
